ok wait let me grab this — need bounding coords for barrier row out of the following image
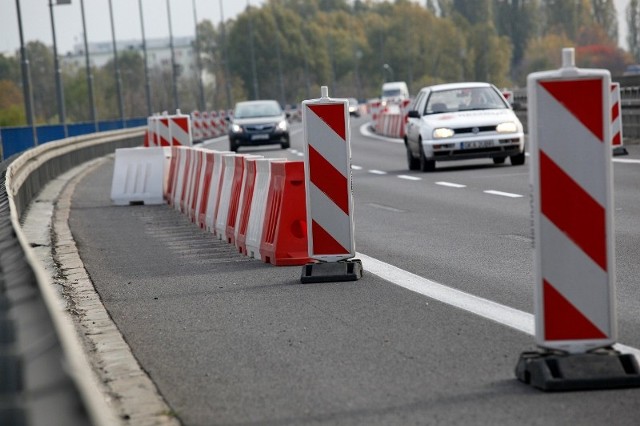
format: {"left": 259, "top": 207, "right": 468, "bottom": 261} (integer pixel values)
{"left": 165, "top": 147, "right": 310, "bottom": 266}
{"left": 191, "top": 110, "right": 230, "bottom": 142}
{"left": 369, "top": 99, "right": 411, "bottom": 138}
{"left": 145, "top": 111, "right": 192, "bottom": 147}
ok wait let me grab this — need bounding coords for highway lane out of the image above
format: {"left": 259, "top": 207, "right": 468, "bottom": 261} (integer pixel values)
{"left": 66, "top": 118, "right": 640, "bottom": 425}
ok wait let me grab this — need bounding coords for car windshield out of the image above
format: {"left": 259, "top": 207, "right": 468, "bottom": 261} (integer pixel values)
{"left": 425, "top": 87, "right": 507, "bottom": 114}
{"left": 383, "top": 88, "right": 402, "bottom": 98}
{"left": 234, "top": 101, "right": 282, "bottom": 119}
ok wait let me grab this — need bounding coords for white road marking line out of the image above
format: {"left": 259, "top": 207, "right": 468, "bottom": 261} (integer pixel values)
{"left": 357, "top": 252, "right": 640, "bottom": 359}
{"left": 436, "top": 181, "right": 466, "bottom": 188}
{"left": 613, "top": 158, "right": 640, "bottom": 164}
{"left": 359, "top": 123, "right": 404, "bottom": 143}
{"left": 367, "top": 203, "right": 405, "bottom": 212}
{"left": 368, "top": 170, "right": 387, "bottom": 175}
{"left": 484, "top": 190, "right": 523, "bottom": 198}
{"left": 351, "top": 165, "right": 363, "bottom": 170}
{"left": 398, "top": 175, "right": 421, "bottom": 181}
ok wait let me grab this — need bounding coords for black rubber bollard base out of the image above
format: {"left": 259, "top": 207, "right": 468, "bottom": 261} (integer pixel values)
{"left": 613, "top": 146, "right": 629, "bottom": 156}
{"left": 515, "top": 347, "right": 640, "bottom": 391}
{"left": 300, "top": 259, "right": 363, "bottom": 284}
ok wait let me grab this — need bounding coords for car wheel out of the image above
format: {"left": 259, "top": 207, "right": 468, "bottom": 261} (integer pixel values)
{"left": 406, "top": 143, "right": 419, "bottom": 171}
{"left": 229, "top": 139, "right": 239, "bottom": 152}
{"left": 510, "top": 152, "right": 526, "bottom": 166}
{"left": 493, "top": 157, "right": 507, "bottom": 164}
{"left": 419, "top": 143, "right": 435, "bottom": 172}
{"left": 281, "top": 136, "right": 290, "bottom": 150}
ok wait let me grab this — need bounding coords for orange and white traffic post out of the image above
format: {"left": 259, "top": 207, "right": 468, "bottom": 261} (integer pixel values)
{"left": 610, "top": 83, "right": 628, "bottom": 156}
{"left": 516, "top": 48, "right": 640, "bottom": 391}
{"left": 300, "top": 86, "right": 362, "bottom": 283}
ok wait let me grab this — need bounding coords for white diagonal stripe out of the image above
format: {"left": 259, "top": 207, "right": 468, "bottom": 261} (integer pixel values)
{"left": 535, "top": 83, "right": 609, "bottom": 207}
{"left": 540, "top": 216, "right": 612, "bottom": 336}
{"left": 304, "top": 104, "right": 350, "bottom": 178}
{"left": 309, "top": 183, "right": 353, "bottom": 255}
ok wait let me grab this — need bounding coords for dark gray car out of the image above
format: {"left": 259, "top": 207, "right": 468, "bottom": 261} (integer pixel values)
{"left": 227, "top": 100, "right": 290, "bottom": 152}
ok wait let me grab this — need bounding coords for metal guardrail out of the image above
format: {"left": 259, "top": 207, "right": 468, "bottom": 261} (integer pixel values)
{"left": 1, "top": 128, "right": 143, "bottom": 425}
{"left": 0, "top": 118, "right": 147, "bottom": 161}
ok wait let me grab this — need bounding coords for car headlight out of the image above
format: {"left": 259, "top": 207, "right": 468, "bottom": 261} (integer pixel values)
{"left": 231, "top": 123, "right": 243, "bottom": 133}
{"left": 433, "top": 128, "right": 454, "bottom": 139}
{"left": 276, "top": 120, "right": 288, "bottom": 132}
{"left": 496, "top": 122, "right": 518, "bottom": 133}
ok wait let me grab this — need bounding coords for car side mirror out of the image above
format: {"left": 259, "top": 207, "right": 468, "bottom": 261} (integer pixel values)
{"left": 407, "top": 110, "right": 420, "bottom": 118}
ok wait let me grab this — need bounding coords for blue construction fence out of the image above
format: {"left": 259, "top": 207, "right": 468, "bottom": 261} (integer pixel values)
{"left": 0, "top": 117, "right": 147, "bottom": 161}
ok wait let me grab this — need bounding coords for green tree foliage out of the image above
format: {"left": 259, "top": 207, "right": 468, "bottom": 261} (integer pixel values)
{"left": 493, "top": 0, "right": 539, "bottom": 78}
{"left": 0, "top": 54, "right": 20, "bottom": 82}
{"left": 2, "top": 0, "right": 634, "bottom": 126}
{"left": 0, "top": 79, "right": 25, "bottom": 126}
{"left": 591, "top": 0, "right": 618, "bottom": 43}
{"left": 628, "top": 0, "right": 640, "bottom": 61}
{"left": 26, "top": 41, "right": 56, "bottom": 123}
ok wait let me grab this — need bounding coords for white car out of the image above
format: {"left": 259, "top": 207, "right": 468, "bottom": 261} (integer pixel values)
{"left": 404, "top": 82, "right": 525, "bottom": 171}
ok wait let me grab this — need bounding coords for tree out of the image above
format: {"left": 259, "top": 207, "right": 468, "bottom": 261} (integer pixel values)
{"left": 628, "top": 0, "right": 640, "bottom": 62}
{"left": 0, "top": 54, "right": 20, "bottom": 83}
{"left": 26, "top": 41, "right": 56, "bottom": 123}
{"left": 542, "top": 0, "right": 592, "bottom": 41}
{"left": 591, "top": 0, "right": 618, "bottom": 43}
{"left": 519, "top": 33, "right": 574, "bottom": 83}
{"left": 493, "top": 0, "right": 540, "bottom": 78}
{"left": 0, "top": 79, "right": 25, "bottom": 126}
{"left": 452, "top": 0, "right": 492, "bottom": 24}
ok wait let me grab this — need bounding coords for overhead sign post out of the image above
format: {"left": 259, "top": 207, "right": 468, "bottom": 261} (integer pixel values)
{"left": 300, "top": 86, "right": 362, "bottom": 283}
{"left": 516, "top": 48, "right": 640, "bottom": 391}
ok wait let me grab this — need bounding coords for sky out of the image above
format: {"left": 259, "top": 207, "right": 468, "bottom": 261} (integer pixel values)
{"left": 0, "top": 0, "right": 266, "bottom": 55}
{"left": 0, "top": 0, "right": 632, "bottom": 56}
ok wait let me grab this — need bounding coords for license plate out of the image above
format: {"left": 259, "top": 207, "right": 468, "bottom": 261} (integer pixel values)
{"left": 462, "top": 140, "right": 494, "bottom": 149}
{"left": 251, "top": 134, "right": 269, "bottom": 140}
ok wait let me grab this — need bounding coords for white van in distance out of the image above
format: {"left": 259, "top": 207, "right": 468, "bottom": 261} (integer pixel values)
{"left": 381, "top": 81, "right": 409, "bottom": 103}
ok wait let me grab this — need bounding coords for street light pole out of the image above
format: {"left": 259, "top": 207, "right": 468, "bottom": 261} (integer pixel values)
{"left": 80, "top": 0, "right": 98, "bottom": 131}
{"left": 192, "top": 0, "right": 206, "bottom": 111}
{"left": 247, "top": 0, "right": 259, "bottom": 100}
{"left": 138, "top": 0, "right": 152, "bottom": 116}
{"left": 48, "top": 0, "right": 68, "bottom": 138}
{"left": 166, "top": 0, "right": 180, "bottom": 112}
{"left": 108, "top": 0, "right": 125, "bottom": 127}
{"left": 383, "top": 63, "right": 394, "bottom": 82}
{"left": 219, "top": 0, "right": 232, "bottom": 109}
{"left": 15, "top": 0, "right": 37, "bottom": 146}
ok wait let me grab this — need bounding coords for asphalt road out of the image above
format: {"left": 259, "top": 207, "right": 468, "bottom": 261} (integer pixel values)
{"left": 67, "top": 117, "right": 640, "bottom": 425}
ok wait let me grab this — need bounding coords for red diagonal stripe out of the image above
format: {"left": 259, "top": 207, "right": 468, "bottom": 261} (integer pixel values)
{"left": 308, "top": 145, "right": 349, "bottom": 214}
{"left": 540, "top": 150, "right": 607, "bottom": 270}
{"left": 312, "top": 220, "right": 349, "bottom": 255}
{"left": 308, "top": 104, "right": 346, "bottom": 140}
{"left": 540, "top": 79, "right": 603, "bottom": 142}
{"left": 612, "top": 132, "right": 621, "bottom": 146}
{"left": 543, "top": 280, "right": 607, "bottom": 340}
{"left": 611, "top": 102, "right": 619, "bottom": 121}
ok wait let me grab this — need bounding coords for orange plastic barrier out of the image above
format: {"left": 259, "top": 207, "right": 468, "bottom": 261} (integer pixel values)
{"left": 259, "top": 161, "right": 310, "bottom": 266}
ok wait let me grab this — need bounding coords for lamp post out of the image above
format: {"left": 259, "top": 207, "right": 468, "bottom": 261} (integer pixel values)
{"left": 49, "top": 0, "right": 69, "bottom": 138}
{"left": 108, "top": 0, "right": 125, "bottom": 127}
{"left": 219, "top": 0, "right": 232, "bottom": 109}
{"left": 138, "top": 0, "right": 152, "bottom": 115}
{"left": 383, "top": 63, "right": 394, "bottom": 82}
{"left": 247, "top": 0, "right": 259, "bottom": 100}
{"left": 80, "top": 0, "right": 98, "bottom": 131}
{"left": 15, "top": 0, "right": 37, "bottom": 146}
{"left": 166, "top": 0, "right": 179, "bottom": 112}
{"left": 192, "top": 0, "right": 206, "bottom": 111}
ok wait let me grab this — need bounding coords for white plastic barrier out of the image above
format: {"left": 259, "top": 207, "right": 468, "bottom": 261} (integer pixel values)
{"left": 111, "top": 147, "right": 165, "bottom": 205}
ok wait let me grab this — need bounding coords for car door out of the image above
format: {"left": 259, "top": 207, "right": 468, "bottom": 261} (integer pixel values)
{"left": 406, "top": 91, "right": 426, "bottom": 155}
